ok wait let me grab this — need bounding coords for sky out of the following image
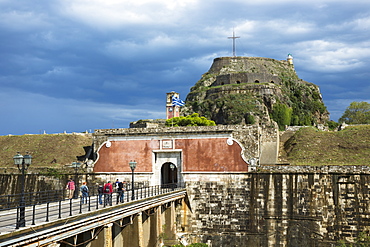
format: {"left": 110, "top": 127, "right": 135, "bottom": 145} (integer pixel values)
{"left": 0, "top": 0, "right": 369, "bottom": 136}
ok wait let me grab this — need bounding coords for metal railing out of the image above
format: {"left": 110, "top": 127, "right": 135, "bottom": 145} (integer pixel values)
{"left": 0, "top": 182, "right": 151, "bottom": 211}
{"left": 0, "top": 190, "right": 66, "bottom": 210}
{"left": 0, "top": 183, "right": 184, "bottom": 230}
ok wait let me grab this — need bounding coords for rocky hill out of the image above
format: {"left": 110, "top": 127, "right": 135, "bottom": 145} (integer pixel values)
{"left": 183, "top": 56, "right": 329, "bottom": 128}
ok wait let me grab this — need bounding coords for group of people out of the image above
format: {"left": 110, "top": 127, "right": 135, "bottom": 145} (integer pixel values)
{"left": 65, "top": 178, "right": 89, "bottom": 203}
{"left": 65, "top": 178, "right": 127, "bottom": 205}
{"left": 97, "top": 180, "right": 127, "bottom": 205}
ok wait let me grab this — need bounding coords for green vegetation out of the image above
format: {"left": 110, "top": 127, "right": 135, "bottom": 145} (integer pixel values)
{"left": 283, "top": 126, "right": 370, "bottom": 165}
{"left": 327, "top": 120, "right": 340, "bottom": 130}
{"left": 165, "top": 113, "right": 216, "bottom": 127}
{"left": 337, "top": 231, "right": 370, "bottom": 246}
{"left": 280, "top": 78, "right": 327, "bottom": 127}
{"left": 271, "top": 103, "right": 292, "bottom": 130}
{"left": 0, "top": 134, "right": 91, "bottom": 168}
{"left": 188, "top": 92, "right": 260, "bottom": 125}
{"left": 172, "top": 244, "right": 208, "bottom": 247}
{"left": 339, "top": 101, "right": 370, "bottom": 124}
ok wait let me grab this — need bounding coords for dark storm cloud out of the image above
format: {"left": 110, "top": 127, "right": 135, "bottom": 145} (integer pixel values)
{"left": 0, "top": 0, "right": 369, "bottom": 135}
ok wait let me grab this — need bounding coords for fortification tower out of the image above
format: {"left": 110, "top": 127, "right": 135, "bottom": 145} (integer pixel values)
{"left": 166, "top": 91, "right": 180, "bottom": 119}
{"left": 287, "top": 53, "right": 294, "bottom": 65}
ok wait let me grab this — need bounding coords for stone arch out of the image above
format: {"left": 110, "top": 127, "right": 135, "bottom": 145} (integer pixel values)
{"left": 271, "top": 81, "right": 275, "bottom": 83}
{"left": 152, "top": 150, "right": 182, "bottom": 186}
{"left": 236, "top": 80, "right": 241, "bottom": 84}
{"left": 255, "top": 80, "right": 260, "bottom": 83}
{"left": 161, "top": 162, "right": 178, "bottom": 185}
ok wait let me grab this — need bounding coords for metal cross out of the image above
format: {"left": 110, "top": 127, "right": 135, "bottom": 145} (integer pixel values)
{"left": 228, "top": 31, "right": 240, "bottom": 57}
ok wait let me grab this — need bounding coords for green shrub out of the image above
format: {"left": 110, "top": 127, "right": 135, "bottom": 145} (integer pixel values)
{"left": 327, "top": 120, "right": 339, "bottom": 130}
{"left": 271, "top": 103, "right": 292, "bottom": 130}
{"left": 166, "top": 113, "right": 216, "bottom": 127}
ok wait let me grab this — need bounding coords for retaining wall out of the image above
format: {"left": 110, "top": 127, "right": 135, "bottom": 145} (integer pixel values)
{"left": 179, "top": 168, "right": 370, "bottom": 246}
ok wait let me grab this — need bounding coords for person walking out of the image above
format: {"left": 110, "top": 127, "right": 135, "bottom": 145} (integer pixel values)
{"left": 80, "top": 182, "right": 89, "bottom": 204}
{"left": 115, "top": 179, "right": 120, "bottom": 191}
{"left": 97, "top": 183, "right": 103, "bottom": 205}
{"left": 117, "top": 180, "right": 125, "bottom": 203}
{"left": 103, "top": 181, "right": 113, "bottom": 206}
{"left": 65, "top": 178, "right": 75, "bottom": 199}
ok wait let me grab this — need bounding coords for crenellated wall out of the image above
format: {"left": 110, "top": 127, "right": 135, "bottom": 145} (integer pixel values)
{"left": 178, "top": 168, "right": 370, "bottom": 246}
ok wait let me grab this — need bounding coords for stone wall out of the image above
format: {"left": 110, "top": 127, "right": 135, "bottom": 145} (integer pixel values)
{"left": 211, "top": 73, "right": 281, "bottom": 87}
{"left": 0, "top": 174, "right": 67, "bottom": 196}
{"left": 178, "top": 168, "right": 370, "bottom": 246}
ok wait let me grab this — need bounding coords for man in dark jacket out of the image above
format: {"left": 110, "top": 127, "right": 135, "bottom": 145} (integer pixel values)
{"left": 117, "top": 180, "right": 125, "bottom": 203}
{"left": 97, "top": 183, "right": 103, "bottom": 204}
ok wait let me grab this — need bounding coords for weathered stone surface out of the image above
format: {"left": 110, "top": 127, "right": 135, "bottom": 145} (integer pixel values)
{"left": 178, "top": 169, "right": 370, "bottom": 246}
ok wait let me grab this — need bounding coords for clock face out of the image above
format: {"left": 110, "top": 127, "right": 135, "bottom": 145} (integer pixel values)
{"left": 169, "top": 107, "right": 173, "bottom": 112}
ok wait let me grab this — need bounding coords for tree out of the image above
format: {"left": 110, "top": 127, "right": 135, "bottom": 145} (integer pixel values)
{"left": 165, "top": 113, "right": 216, "bottom": 127}
{"left": 338, "top": 101, "right": 370, "bottom": 124}
{"left": 271, "top": 103, "right": 292, "bottom": 130}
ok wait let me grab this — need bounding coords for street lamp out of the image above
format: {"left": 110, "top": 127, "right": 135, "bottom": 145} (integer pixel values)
{"left": 129, "top": 160, "right": 137, "bottom": 200}
{"left": 13, "top": 152, "right": 32, "bottom": 228}
{"left": 71, "top": 162, "right": 81, "bottom": 198}
{"left": 169, "top": 163, "right": 175, "bottom": 190}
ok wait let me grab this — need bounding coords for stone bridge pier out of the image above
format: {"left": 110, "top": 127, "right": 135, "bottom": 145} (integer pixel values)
{"left": 57, "top": 201, "right": 179, "bottom": 247}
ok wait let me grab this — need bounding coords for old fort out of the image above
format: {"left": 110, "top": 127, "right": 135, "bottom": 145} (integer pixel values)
{"left": 1, "top": 55, "right": 370, "bottom": 247}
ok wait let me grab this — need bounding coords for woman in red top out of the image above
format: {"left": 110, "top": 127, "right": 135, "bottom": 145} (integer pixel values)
{"left": 103, "top": 181, "right": 113, "bottom": 206}
{"left": 66, "top": 178, "right": 75, "bottom": 199}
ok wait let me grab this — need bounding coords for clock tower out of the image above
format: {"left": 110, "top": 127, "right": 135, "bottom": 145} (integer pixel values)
{"left": 166, "top": 91, "right": 181, "bottom": 119}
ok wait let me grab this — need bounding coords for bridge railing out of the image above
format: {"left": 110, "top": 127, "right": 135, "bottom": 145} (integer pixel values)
{"left": 0, "top": 183, "right": 185, "bottom": 230}
{"left": 0, "top": 182, "right": 154, "bottom": 211}
{"left": 0, "top": 189, "right": 66, "bottom": 210}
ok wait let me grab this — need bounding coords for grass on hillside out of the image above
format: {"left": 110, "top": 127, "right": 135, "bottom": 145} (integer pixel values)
{"left": 0, "top": 134, "right": 92, "bottom": 168}
{"left": 284, "top": 126, "right": 370, "bottom": 166}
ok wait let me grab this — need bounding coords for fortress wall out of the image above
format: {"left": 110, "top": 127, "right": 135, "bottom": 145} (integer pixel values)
{"left": 179, "top": 169, "right": 370, "bottom": 246}
{"left": 212, "top": 73, "right": 281, "bottom": 87}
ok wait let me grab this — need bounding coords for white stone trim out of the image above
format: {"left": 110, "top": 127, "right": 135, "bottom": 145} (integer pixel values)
{"left": 107, "top": 133, "right": 231, "bottom": 141}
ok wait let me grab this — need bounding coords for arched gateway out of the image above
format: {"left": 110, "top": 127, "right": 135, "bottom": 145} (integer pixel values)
{"left": 161, "top": 162, "right": 178, "bottom": 185}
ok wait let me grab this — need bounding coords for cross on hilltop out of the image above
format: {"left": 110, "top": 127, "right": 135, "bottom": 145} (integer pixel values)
{"left": 228, "top": 31, "right": 240, "bottom": 57}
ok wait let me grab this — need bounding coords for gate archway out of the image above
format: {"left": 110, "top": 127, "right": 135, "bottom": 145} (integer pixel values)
{"left": 161, "top": 162, "right": 178, "bottom": 185}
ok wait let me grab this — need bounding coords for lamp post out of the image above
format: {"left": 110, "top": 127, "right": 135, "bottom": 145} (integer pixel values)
{"left": 13, "top": 152, "right": 32, "bottom": 228}
{"left": 169, "top": 163, "right": 175, "bottom": 190}
{"left": 129, "top": 160, "right": 137, "bottom": 201}
{"left": 71, "top": 162, "right": 81, "bottom": 199}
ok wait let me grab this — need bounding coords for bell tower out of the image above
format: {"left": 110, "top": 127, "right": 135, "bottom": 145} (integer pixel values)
{"left": 166, "top": 91, "right": 181, "bottom": 119}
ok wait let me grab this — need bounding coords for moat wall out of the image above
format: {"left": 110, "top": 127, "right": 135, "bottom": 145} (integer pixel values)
{"left": 2, "top": 166, "right": 370, "bottom": 246}
{"left": 179, "top": 168, "right": 370, "bottom": 246}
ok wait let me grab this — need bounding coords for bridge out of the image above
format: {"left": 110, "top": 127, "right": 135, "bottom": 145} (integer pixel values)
{"left": 0, "top": 184, "right": 188, "bottom": 247}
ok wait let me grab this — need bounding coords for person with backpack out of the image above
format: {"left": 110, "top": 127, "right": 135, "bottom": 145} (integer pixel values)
{"left": 103, "top": 181, "right": 113, "bottom": 206}
{"left": 80, "top": 182, "right": 89, "bottom": 204}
